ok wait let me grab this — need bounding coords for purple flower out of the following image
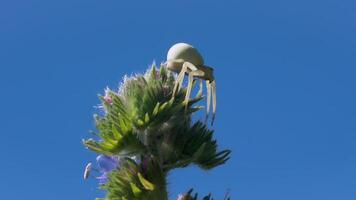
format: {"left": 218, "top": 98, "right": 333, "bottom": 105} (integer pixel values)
{"left": 131, "top": 155, "right": 150, "bottom": 174}
{"left": 96, "top": 172, "right": 110, "bottom": 185}
{"left": 96, "top": 155, "right": 120, "bottom": 185}
{"left": 177, "top": 194, "right": 184, "bottom": 200}
{"left": 177, "top": 193, "right": 194, "bottom": 200}
{"left": 103, "top": 87, "right": 113, "bottom": 104}
{"left": 141, "top": 156, "right": 150, "bottom": 173}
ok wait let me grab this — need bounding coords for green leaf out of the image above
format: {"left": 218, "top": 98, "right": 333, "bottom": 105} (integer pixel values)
{"left": 130, "top": 183, "right": 142, "bottom": 197}
{"left": 137, "top": 172, "right": 155, "bottom": 191}
{"left": 159, "top": 102, "right": 168, "bottom": 111}
{"left": 118, "top": 116, "right": 130, "bottom": 133}
{"left": 193, "top": 143, "right": 206, "bottom": 161}
{"left": 144, "top": 113, "right": 150, "bottom": 124}
{"left": 152, "top": 102, "right": 160, "bottom": 116}
{"left": 137, "top": 119, "right": 144, "bottom": 126}
{"left": 111, "top": 125, "right": 123, "bottom": 140}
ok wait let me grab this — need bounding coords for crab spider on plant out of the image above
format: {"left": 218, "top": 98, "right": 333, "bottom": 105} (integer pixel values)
{"left": 164, "top": 43, "right": 217, "bottom": 124}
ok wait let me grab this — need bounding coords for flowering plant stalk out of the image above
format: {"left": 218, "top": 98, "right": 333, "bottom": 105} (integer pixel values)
{"left": 83, "top": 64, "right": 231, "bottom": 200}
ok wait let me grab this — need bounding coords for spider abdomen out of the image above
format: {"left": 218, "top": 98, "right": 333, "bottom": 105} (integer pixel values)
{"left": 167, "top": 43, "right": 204, "bottom": 66}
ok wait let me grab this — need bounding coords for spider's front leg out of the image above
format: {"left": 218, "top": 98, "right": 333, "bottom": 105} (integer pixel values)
{"left": 171, "top": 63, "right": 187, "bottom": 97}
{"left": 184, "top": 66, "right": 204, "bottom": 110}
{"left": 172, "top": 62, "right": 198, "bottom": 97}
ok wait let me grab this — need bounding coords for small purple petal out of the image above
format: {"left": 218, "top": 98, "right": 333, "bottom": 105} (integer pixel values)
{"left": 96, "top": 172, "right": 109, "bottom": 185}
{"left": 130, "top": 155, "right": 141, "bottom": 163}
{"left": 141, "top": 157, "right": 149, "bottom": 173}
{"left": 96, "top": 155, "right": 119, "bottom": 173}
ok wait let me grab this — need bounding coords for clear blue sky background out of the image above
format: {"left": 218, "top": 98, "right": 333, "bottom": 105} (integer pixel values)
{"left": 1, "top": 0, "right": 355, "bottom": 199}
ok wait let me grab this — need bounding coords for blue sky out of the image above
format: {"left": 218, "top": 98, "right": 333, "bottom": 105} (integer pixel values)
{"left": 1, "top": 0, "right": 356, "bottom": 199}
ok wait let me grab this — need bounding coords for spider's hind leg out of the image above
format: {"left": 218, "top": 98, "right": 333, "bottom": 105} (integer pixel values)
{"left": 211, "top": 80, "right": 217, "bottom": 125}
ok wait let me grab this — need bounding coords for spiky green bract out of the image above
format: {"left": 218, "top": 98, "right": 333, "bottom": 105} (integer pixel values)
{"left": 96, "top": 158, "right": 167, "bottom": 200}
{"left": 84, "top": 64, "right": 231, "bottom": 200}
{"left": 161, "top": 121, "right": 231, "bottom": 171}
{"left": 180, "top": 188, "right": 231, "bottom": 200}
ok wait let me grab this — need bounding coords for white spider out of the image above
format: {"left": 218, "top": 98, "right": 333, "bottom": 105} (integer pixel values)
{"left": 164, "top": 43, "right": 216, "bottom": 124}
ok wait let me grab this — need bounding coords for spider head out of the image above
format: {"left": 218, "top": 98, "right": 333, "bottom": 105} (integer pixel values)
{"left": 163, "top": 59, "right": 185, "bottom": 73}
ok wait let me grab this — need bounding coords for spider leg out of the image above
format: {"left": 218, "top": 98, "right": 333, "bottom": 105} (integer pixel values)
{"left": 184, "top": 72, "right": 194, "bottom": 111}
{"left": 183, "top": 63, "right": 203, "bottom": 111}
{"left": 172, "top": 64, "right": 189, "bottom": 97}
{"left": 179, "top": 62, "right": 198, "bottom": 91}
{"left": 205, "top": 80, "right": 211, "bottom": 123}
{"left": 196, "top": 79, "right": 203, "bottom": 98}
{"left": 177, "top": 67, "right": 187, "bottom": 92}
{"left": 211, "top": 80, "right": 217, "bottom": 125}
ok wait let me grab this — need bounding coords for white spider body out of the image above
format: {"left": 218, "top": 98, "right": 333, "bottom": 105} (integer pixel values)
{"left": 165, "top": 43, "right": 217, "bottom": 124}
